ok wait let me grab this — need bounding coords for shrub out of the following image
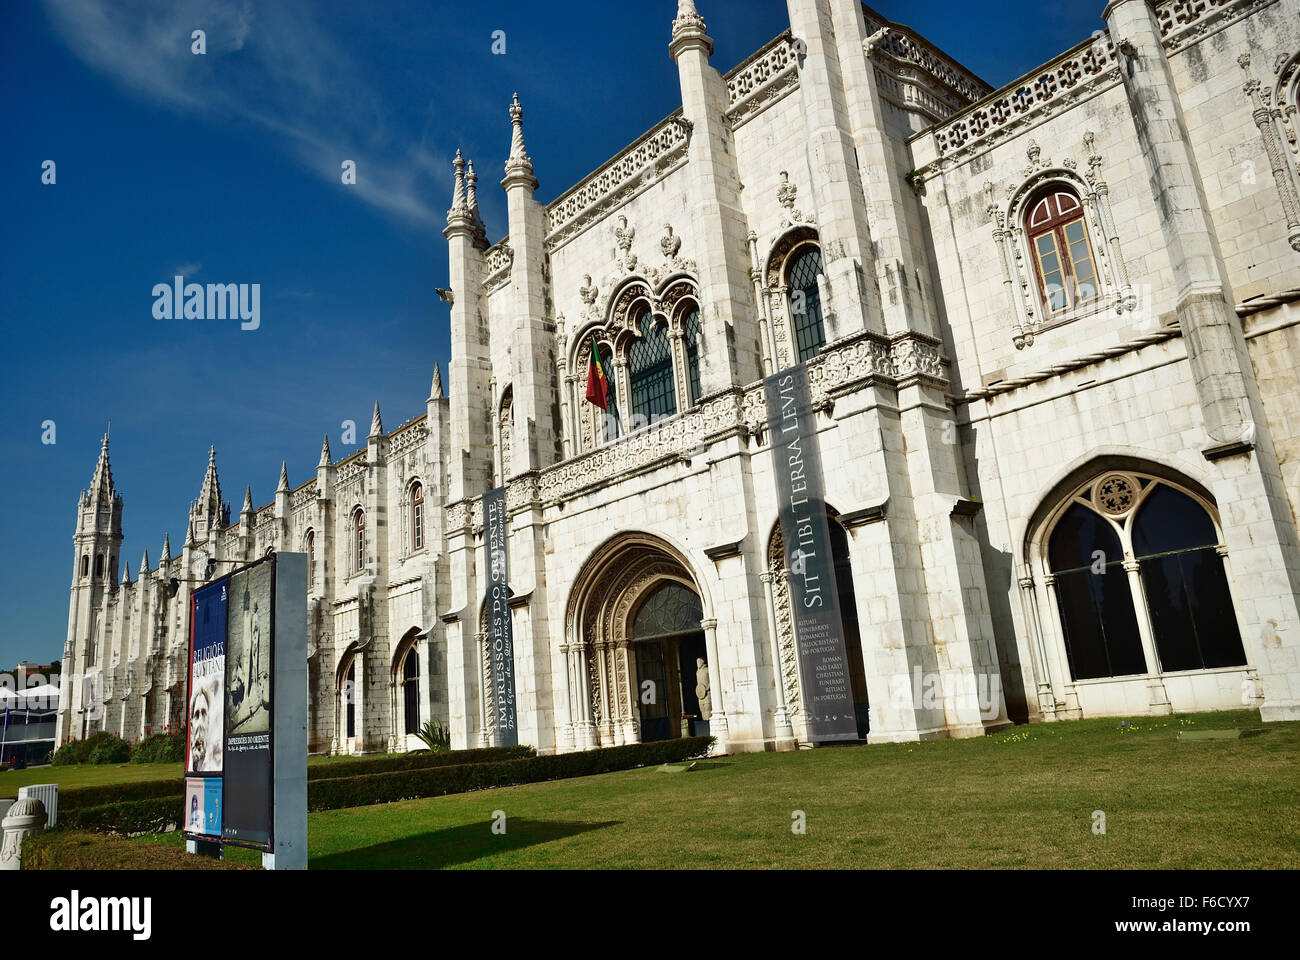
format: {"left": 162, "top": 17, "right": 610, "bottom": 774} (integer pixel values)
{"left": 53, "top": 730, "right": 130, "bottom": 766}
{"left": 411, "top": 719, "right": 452, "bottom": 752}
{"left": 307, "top": 744, "right": 533, "bottom": 781}
{"left": 130, "top": 729, "right": 185, "bottom": 764}
{"left": 59, "top": 797, "right": 183, "bottom": 836}
{"left": 22, "top": 830, "right": 254, "bottom": 870}
{"left": 307, "top": 736, "right": 714, "bottom": 812}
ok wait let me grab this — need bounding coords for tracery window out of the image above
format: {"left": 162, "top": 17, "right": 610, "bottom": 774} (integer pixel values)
{"left": 787, "top": 245, "right": 826, "bottom": 362}
{"left": 1025, "top": 188, "right": 1099, "bottom": 315}
{"left": 629, "top": 310, "right": 677, "bottom": 425}
{"left": 1045, "top": 473, "right": 1245, "bottom": 682}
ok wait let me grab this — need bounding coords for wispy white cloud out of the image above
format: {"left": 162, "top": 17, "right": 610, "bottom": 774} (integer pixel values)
{"left": 42, "top": 0, "right": 448, "bottom": 226}
{"left": 173, "top": 261, "right": 202, "bottom": 276}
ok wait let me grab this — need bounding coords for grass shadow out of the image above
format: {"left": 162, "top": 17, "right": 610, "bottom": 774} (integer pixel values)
{"left": 310, "top": 818, "right": 620, "bottom": 869}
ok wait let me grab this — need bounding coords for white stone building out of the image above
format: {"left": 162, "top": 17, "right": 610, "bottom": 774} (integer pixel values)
{"left": 58, "top": 0, "right": 1300, "bottom": 757}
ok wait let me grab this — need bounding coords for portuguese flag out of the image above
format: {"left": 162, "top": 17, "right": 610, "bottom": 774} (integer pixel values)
{"left": 585, "top": 334, "right": 613, "bottom": 410}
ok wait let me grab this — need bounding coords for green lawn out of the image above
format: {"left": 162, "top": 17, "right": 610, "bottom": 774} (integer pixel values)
{"left": 136, "top": 710, "right": 1300, "bottom": 869}
{"left": 0, "top": 762, "right": 183, "bottom": 797}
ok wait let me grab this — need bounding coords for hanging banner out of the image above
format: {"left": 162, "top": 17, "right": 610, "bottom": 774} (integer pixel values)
{"left": 483, "top": 486, "right": 518, "bottom": 746}
{"left": 763, "top": 365, "right": 858, "bottom": 742}
{"left": 222, "top": 560, "right": 274, "bottom": 847}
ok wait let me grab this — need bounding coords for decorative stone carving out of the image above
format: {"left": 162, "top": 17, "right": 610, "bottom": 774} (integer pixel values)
{"left": 1, "top": 798, "right": 47, "bottom": 871}
{"left": 660, "top": 223, "right": 681, "bottom": 260}
{"left": 614, "top": 215, "right": 637, "bottom": 271}
{"left": 1239, "top": 54, "right": 1300, "bottom": 253}
{"left": 579, "top": 274, "right": 599, "bottom": 320}
{"left": 776, "top": 170, "right": 815, "bottom": 226}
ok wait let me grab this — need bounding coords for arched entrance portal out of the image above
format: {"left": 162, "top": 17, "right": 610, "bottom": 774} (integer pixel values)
{"left": 563, "top": 534, "right": 713, "bottom": 750}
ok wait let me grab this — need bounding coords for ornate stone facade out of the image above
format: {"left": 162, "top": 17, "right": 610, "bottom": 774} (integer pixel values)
{"left": 59, "top": 0, "right": 1300, "bottom": 757}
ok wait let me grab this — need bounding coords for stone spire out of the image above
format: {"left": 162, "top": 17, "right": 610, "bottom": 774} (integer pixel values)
{"left": 139, "top": 547, "right": 150, "bottom": 576}
{"left": 195, "top": 446, "right": 224, "bottom": 519}
{"left": 430, "top": 362, "right": 444, "bottom": 401}
{"left": 319, "top": 434, "right": 331, "bottom": 466}
{"left": 121, "top": 560, "right": 131, "bottom": 583}
{"left": 277, "top": 460, "right": 289, "bottom": 493}
{"left": 184, "top": 517, "right": 197, "bottom": 547}
{"left": 161, "top": 534, "right": 171, "bottom": 562}
{"left": 241, "top": 485, "right": 254, "bottom": 516}
{"left": 87, "top": 433, "right": 116, "bottom": 502}
{"left": 502, "top": 93, "right": 538, "bottom": 190}
{"left": 447, "top": 149, "right": 468, "bottom": 221}
{"left": 671, "top": 0, "right": 711, "bottom": 56}
{"left": 369, "top": 401, "right": 384, "bottom": 438}
{"left": 467, "top": 159, "right": 488, "bottom": 246}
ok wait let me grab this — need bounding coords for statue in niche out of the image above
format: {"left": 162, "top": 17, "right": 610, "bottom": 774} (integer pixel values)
{"left": 695, "top": 658, "right": 711, "bottom": 721}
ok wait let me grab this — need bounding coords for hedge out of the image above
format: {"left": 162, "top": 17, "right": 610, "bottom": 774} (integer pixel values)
{"left": 59, "top": 797, "right": 183, "bottom": 836}
{"left": 22, "top": 830, "right": 255, "bottom": 870}
{"left": 131, "top": 730, "right": 185, "bottom": 764}
{"left": 307, "top": 736, "right": 715, "bottom": 811}
{"left": 61, "top": 778, "right": 185, "bottom": 811}
{"left": 307, "top": 744, "right": 534, "bottom": 781}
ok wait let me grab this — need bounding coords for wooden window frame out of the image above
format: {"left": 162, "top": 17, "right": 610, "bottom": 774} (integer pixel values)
{"left": 1025, "top": 190, "right": 1099, "bottom": 316}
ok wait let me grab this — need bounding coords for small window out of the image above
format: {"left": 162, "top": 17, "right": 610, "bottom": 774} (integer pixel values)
{"left": 403, "top": 649, "right": 420, "bottom": 735}
{"left": 411, "top": 483, "right": 424, "bottom": 551}
{"left": 94, "top": 554, "right": 104, "bottom": 579}
{"left": 344, "top": 662, "right": 356, "bottom": 738}
{"left": 787, "top": 246, "right": 826, "bottom": 362}
{"left": 305, "top": 530, "right": 315, "bottom": 589}
{"left": 81, "top": 555, "right": 90, "bottom": 578}
{"left": 352, "top": 508, "right": 366, "bottom": 575}
{"left": 1026, "top": 189, "right": 1098, "bottom": 315}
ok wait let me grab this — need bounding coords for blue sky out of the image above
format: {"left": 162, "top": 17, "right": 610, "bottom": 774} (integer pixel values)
{"left": 0, "top": 0, "right": 1106, "bottom": 670}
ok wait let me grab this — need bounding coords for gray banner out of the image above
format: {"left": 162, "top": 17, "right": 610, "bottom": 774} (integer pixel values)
{"left": 483, "top": 486, "right": 518, "bottom": 746}
{"left": 764, "top": 366, "right": 858, "bottom": 742}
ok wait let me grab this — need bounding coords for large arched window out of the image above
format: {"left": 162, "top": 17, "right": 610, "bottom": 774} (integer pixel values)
{"left": 787, "top": 245, "right": 826, "bottom": 362}
{"left": 629, "top": 310, "right": 677, "bottom": 425}
{"left": 403, "top": 648, "right": 420, "bottom": 735}
{"left": 410, "top": 482, "right": 424, "bottom": 552}
{"left": 351, "top": 508, "right": 365, "bottom": 576}
{"left": 304, "top": 530, "right": 315, "bottom": 589}
{"left": 683, "top": 307, "right": 702, "bottom": 406}
{"left": 1026, "top": 188, "right": 1098, "bottom": 315}
{"left": 1044, "top": 473, "right": 1245, "bottom": 682}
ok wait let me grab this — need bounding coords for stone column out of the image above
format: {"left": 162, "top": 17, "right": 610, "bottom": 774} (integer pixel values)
{"left": 1123, "top": 559, "right": 1172, "bottom": 714}
{"left": 760, "top": 572, "right": 797, "bottom": 747}
{"left": 699, "top": 618, "right": 729, "bottom": 750}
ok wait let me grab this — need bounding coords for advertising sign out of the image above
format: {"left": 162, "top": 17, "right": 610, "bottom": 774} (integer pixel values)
{"left": 763, "top": 365, "right": 858, "bottom": 742}
{"left": 187, "top": 581, "right": 227, "bottom": 775}
{"left": 222, "top": 561, "right": 274, "bottom": 847}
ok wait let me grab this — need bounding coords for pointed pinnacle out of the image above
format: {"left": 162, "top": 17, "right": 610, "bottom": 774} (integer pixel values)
{"left": 319, "top": 434, "right": 332, "bottom": 467}
{"left": 242, "top": 485, "right": 254, "bottom": 514}
{"left": 370, "top": 401, "right": 384, "bottom": 438}
{"left": 277, "top": 460, "right": 289, "bottom": 493}
{"left": 139, "top": 548, "right": 150, "bottom": 575}
{"left": 161, "top": 534, "right": 171, "bottom": 561}
{"left": 431, "top": 362, "right": 444, "bottom": 400}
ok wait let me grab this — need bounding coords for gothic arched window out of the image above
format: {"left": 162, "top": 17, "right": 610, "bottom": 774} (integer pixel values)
{"left": 305, "top": 530, "right": 315, "bottom": 589}
{"left": 1132, "top": 485, "right": 1246, "bottom": 671}
{"left": 352, "top": 508, "right": 366, "bottom": 576}
{"left": 787, "top": 245, "right": 826, "bottom": 362}
{"left": 629, "top": 310, "right": 677, "bottom": 425}
{"left": 1044, "top": 473, "right": 1246, "bottom": 683}
{"left": 410, "top": 483, "right": 424, "bottom": 552}
{"left": 1026, "top": 188, "right": 1098, "bottom": 315}
{"left": 683, "top": 307, "right": 702, "bottom": 406}
{"left": 94, "top": 554, "right": 104, "bottom": 580}
{"left": 81, "top": 555, "right": 90, "bottom": 579}
{"left": 403, "top": 648, "right": 420, "bottom": 735}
